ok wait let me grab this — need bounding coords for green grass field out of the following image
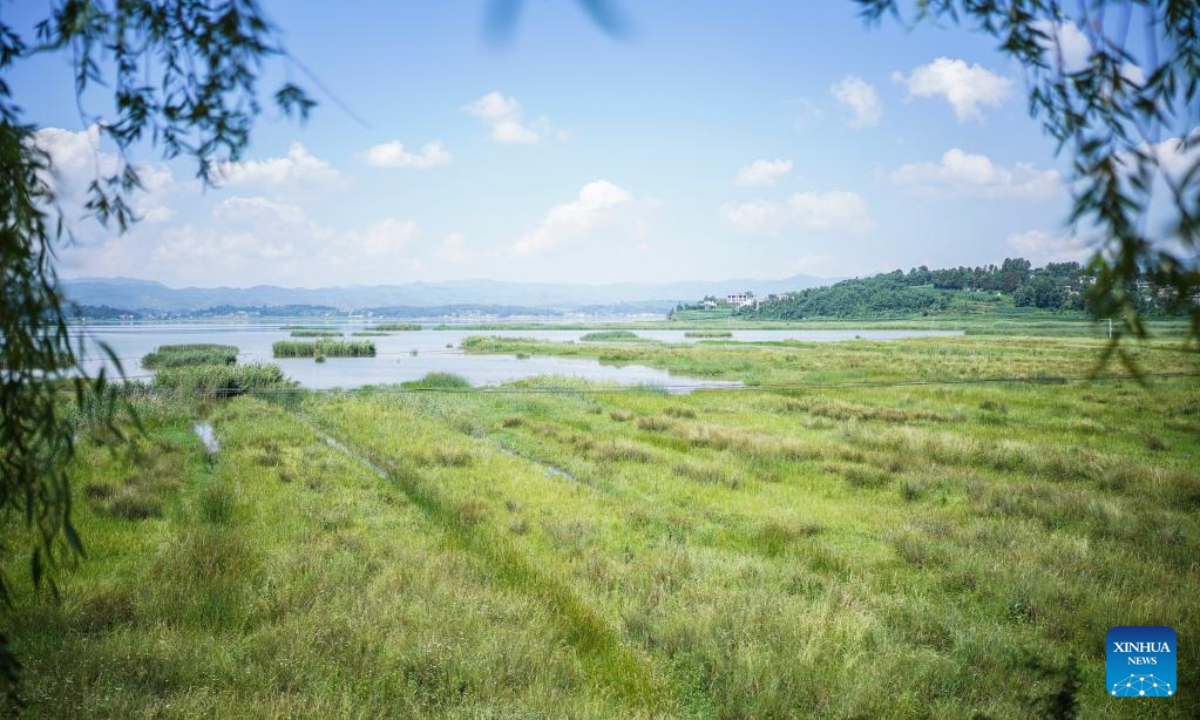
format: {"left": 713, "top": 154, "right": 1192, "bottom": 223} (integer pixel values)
{"left": 3, "top": 334, "right": 1197, "bottom": 717}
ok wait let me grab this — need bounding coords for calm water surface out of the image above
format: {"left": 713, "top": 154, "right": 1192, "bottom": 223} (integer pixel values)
{"left": 75, "top": 324, "right": 961, "bottom": 391}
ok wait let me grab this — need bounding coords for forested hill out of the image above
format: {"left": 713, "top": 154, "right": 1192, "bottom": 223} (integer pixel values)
{"left": 684, "top": 259, "right": 1192, "bottom": 320}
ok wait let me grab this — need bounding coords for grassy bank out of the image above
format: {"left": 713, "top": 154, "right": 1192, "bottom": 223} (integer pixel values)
{"left": 461, "top": 334, "right": 1198, "bottom": 386}
{"left": 3, "top": 335, "right": 1197, "bottom": 716}
{"left": 436, "top": 317, "right": 1191, "bottom": 337}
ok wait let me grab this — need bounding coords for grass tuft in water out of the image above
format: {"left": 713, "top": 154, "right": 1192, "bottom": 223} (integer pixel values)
{"left": 272, "top": 340, "right": 376, "bottom": 358}
{"left": 142, "top": 344, "right": 238, "bottom": 369}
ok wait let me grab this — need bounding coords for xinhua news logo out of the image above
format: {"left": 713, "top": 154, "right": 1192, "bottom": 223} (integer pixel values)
{"left": 1107, "top": 626, "right": 1176, "bottom": 698}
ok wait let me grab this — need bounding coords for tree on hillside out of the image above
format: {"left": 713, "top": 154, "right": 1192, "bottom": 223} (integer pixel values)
{"left": 856, "top": 0, "right": 1200, "bottom": 360}
{"left": 998, "top": 258, "right": 1034, "bottom": 294}
{"left": 1, "top": 0, "right": 313, "bottom": 702}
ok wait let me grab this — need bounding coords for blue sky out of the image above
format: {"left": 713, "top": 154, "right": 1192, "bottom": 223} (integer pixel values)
{"left": 10, "top": 0, "right": 1091, "bottom": 287}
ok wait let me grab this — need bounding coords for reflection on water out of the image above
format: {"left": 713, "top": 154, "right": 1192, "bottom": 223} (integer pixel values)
{"left": 192, "top": 422, "right": 219, "bottom": 454}
{"left": 73, "top": 323, "right": 962, "bottom": 392}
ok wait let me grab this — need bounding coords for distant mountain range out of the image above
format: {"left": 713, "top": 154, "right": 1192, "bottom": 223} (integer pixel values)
{"left": 62, "top": 275, "right": 834, "bottom": 314}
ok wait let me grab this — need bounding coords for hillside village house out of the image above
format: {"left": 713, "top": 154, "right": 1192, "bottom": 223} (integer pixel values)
{"left": 726, "top": 292, "right": 755, "bottom": 307}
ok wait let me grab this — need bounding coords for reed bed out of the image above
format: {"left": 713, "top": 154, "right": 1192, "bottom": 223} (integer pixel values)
{"left": 141, "top": 343, "right": 238, "bottom": 368}
{"left": 289, "top": 330, "right": 343, "bottom": 338}
{"left": 372, "top": 322, "right": 421, "bottom": 331}
{"left": 272, "top": 340, "right": 376, "bottom": 358}
{"left": 151, "top": 363, "right": 290, "bottom": 395}
{"left": 579, "top": 330, "right": 645, "bottom": 342}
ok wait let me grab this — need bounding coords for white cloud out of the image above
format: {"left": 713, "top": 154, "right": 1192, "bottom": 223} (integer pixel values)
{"left": 1031, "top": 21, "right": 1147, "bottom": 85}
{"left": 212, "top": 196, "right": 307, "bottom": 227}
{"left": 32, "top": 125, "right": 177, "bottom": 226}
{"left": 133, "top": 164, "right": 178, "bottom": 223}
{"left": 787, "top": 191, "right": 872, "bottom": 232}
{"left": 735, "top": 159, "right": 793, "bottom": 187}
{"left": 215, "top": 142, "right": 341, "bottom": 188}
{"left": 513, "top": 180, "right": 632, "bottom": 255}
{"left": 893, "top": 58, "right": 1013, "bottom": 122}
{"left": 1032, "top": 20, "right": 1092, "bottom": 74}
{"left": 721, "top": 200, "right": 782, "bottom": 234}
{"left": 463, "top": 92, "right": 551, "bottom": 145}
{"left": 1007, "top": 229, "right": 1092, "bottom": 264}
{"left": 135, "top": 195, "right": 419, "bottom": 280}
{"left": 358, "top": 218, "right": 420, "bottom": 257}
{"left": 365, "top": 140, "right": 451, "bottom": 169}
{"left": 437, "top": 232, "right": 473, "bottom": 263}
{"left": 152, "top": 199, "right": 308, "bottom": 265}
{"left": 1134, "top": 132, "right": 1200, "bottom": 182}
{"left": 1120, "top": 63, "right": 1147, "bottom": 87}
{"left": 32, "top": 125, "right": 118, "bottom": 190}
{"left": 888, "top": 148, "right": 1061, "bottom": 199}
{"left": 722, "top": 190, "right": 872, "bottom": 235}
{"left": 830, "top": 75, "right": 882, "bottom": 128}
{"left": 197, "top": 196, "right": 320, "bottom": 262}
{"left": 788, "top": 98, "right": 826, "bottom": 131}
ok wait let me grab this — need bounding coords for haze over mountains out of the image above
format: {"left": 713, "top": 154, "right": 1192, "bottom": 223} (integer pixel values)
{"left": 63, "top": 275, "right": 833, "bottom": 314}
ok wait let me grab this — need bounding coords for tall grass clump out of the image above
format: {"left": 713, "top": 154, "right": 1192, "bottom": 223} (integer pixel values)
{"left": 141, "top": 344, "right": 238, "bottom": 368}
{"left": 289, "top": 329, "right": 342, "bottom": 338}
{"left": 684, "top": 330, "right": 732, "bottom": 338}
{"left": 272, "top": 340, "right": 376, "bottom": 358}
{"left": 373, "top": 322, "right": 421, "bottom": 331}
{"left": 580, "top": 330, "right": 642, "bottom": 342}
{"left": 152, "top": 363, "right": 291, "bottom": 396}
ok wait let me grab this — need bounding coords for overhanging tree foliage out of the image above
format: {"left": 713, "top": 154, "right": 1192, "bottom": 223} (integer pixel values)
{"left": 856, "top": 0, "right": 1200, "bottom": 363}
{"left": 1, "top": 0, "right": 312, "bottom": 702}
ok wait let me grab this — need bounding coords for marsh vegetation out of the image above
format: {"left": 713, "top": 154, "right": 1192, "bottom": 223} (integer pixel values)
{"left": 151, "top": 363, "right": 291, "bottom": 395}
{"left": 579, "top": 330, "right": 651, "bottom": 342}
{"left": 140, "top": 344, "right": 238, "bottom": 369}
{"left": 289, "top": 330, "right": 343, "bottom": 338}
{"left": 272, "top": 340, "right": 377, "bottom": 358}
{"left": 4, "top": 333, "right": 1197, "bottom": 716}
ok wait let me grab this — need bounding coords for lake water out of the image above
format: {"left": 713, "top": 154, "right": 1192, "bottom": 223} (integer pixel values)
{"left": 74, "top": 324, "right": 962, "bottom": 392}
